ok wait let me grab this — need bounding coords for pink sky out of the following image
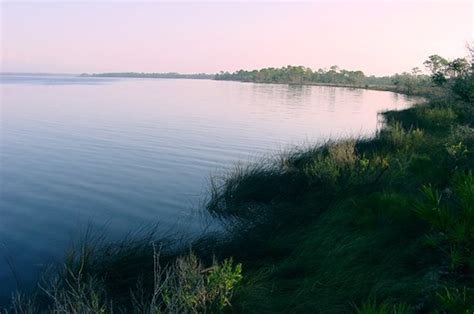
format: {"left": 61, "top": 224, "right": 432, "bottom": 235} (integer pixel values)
{"left": 1, "top": 1, "right": 472, "bottom": 75}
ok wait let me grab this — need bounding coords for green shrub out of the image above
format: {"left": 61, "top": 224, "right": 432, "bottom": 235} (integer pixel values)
{"left": 302, "top": 140, "right": 362, "bottom": 188}
{"left": 159, "top": 254, "right": 242, "bottom": 313}
{"left": 452, "top": 76, "right": 474, "bottom": 102}
{"left": 413, "top": 173, "right": 474, "bottom": 276}
{"left": 417, "top": 107, "right": 458, "bottom": 130}
{"left": 413, "top": 185, "right": 453, "bottom": 232}
{"left": 381, "top": 122, "right": 424, "bottom": 151}
{"left": 9, "top": 250, "right": 242, "bottom": 314}
{"left": 206, "top": 258, "right": 243, "bottom": 310}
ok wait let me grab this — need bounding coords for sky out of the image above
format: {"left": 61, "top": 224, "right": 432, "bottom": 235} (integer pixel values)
{"left": 1, "top": 1, "right": 473, "bottom": 76}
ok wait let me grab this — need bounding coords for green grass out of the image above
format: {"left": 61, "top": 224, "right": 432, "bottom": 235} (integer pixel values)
{"left": 5, "top": 74, "right": 474, "bottom": 313}
{"left": 204, "top": 91, "right": 474, "bottom": 312}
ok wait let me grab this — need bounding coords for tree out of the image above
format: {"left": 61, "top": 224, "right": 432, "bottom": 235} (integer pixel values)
{"left": 411, "top": 67, "right": 421, "bottom": 76}
{"left": 467, "top": 42, "right": 474, "bottom": 75}
{"left": 448, "top": 58, "right": 470, "bottom": 78}
{"left": 423, "top": 55, "right": 449, "bottom": 74}
{"left": 424, "top": 55, "right": 449, "bottom": 85}
{"left": 451, "top": 44, "right": 474, "bottom": 102}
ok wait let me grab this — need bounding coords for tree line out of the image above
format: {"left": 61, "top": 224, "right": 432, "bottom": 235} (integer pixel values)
{"left": 215, "top": 53, "right": 472, "bottom": 97}
{"left": 83, "top": 53, "right": 472, "bottom": 98}
{"left": 215, "top": 65, "right": 371, "bottom": 85}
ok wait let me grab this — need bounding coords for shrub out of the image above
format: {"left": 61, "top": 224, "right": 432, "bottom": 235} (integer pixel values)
{"left": 413, "top": 173, "right": 474, "bottom": 279}
{"left": 417, "top": 107, "right": 458, "bottom": 130}
{"left": 413, "top": 185, "right": 453, "bottom": 232}
{"left": 158, "top": 254, "right": 242, "bottom": 313}
{"left": 452, "top": 76, "right": 474, "bottom": 102}
{"left": 9, "top": 250, "right": 242, "bottom": 314}
{"left": 380, "top": 122, "right": 424, "bottom": 152}
{"left": 302, "top": 141, "right": 357, "bottom": 184}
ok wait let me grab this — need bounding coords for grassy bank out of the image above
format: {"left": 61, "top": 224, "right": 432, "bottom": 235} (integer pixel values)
{"left": 5, "top": 57, "right": 474, "bottom": 313}
{"left": 210, "top": 97, "right": 474, "bottom": 313}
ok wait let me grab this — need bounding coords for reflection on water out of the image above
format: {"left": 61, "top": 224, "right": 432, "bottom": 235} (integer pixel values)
{"left": 0, "top": 75, "right": 419, "bottom": 300}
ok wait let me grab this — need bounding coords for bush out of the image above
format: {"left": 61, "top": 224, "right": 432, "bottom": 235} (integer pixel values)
{"left": 413, "top": 173, "right": 474, "bottom": 275}
{"left": 302, "top": 141, "right": 358, "bottom": 188}
{"left": 9, "top": 250, "right": 242, "bottom": 314}
{"left": 156, "top": 254, "right": 242, "bottom": 313}
{"left": 452, "top": 76, "right": 474, "bottom": 102}
{"left": 381, "top": 122, "right": 424, "bottom": 151}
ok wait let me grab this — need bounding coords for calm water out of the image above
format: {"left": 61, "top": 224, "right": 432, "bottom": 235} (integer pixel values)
{"left": 0, "top": 74, "right": 418, "bottom": 299}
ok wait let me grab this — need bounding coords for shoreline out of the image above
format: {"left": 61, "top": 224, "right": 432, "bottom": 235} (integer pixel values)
{"left": 79, "top": 73, "right": 434, "bottom": 97}
{"left": 213, "top": 79, "right": 436, "bottom": 97}
{"left": 5, "top": 74, "right": 473, "bottom": 312}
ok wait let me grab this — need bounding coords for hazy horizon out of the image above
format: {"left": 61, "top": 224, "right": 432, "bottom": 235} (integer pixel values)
{"left": 1, "top": 1, "right": 473, "bottom": 76}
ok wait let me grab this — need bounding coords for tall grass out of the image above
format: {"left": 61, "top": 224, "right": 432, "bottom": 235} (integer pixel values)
{"left": 201, "top": 94, "right": 474, "bottom": 312}
{"left": 8, "top": 246, "right": 242, "bottom": 313}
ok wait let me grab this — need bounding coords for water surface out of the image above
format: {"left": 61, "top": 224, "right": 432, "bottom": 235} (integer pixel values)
{"left": 0, "top": 75, "right": 418, "bottom": 299}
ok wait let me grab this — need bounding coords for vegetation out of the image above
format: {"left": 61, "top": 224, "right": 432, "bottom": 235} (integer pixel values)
{"left": 5, "top": 51, "right": 473, "bottom": 313}
{"left": 215, "top": 54, "right": 472, "bottom": 97}
{"left": 8, "top": 236, "right": 242, "bottom": 313}
{"left": 216, "top": 65, "right": 377, "bottom": 85}
{"left": 86, "top": 53, "right": 472, "bottom": 100}
{"left": 207, "top": 51, "right": 473, "bottom": 313}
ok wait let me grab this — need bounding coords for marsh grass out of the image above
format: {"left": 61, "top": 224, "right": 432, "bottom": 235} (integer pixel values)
{"left": 201, "top": 94, "right": 474, "bottom": 312}
{"left": 8, "top": 241, "right": 242, "bottom": 313}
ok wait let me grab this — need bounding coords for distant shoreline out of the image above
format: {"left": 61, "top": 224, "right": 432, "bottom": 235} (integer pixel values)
{"left": 81, "top": 72, "right": 411, "bottom": 94}
{"left": 1, "top": 71, "right": 430, "bottom": 96}
{"left": 220, "top": 79, "right": 402, "bottom": 93}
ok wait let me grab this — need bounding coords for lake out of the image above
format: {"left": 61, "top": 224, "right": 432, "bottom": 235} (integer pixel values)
{"left": 0, "top": 75, "right": 418, "bottom": 300}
